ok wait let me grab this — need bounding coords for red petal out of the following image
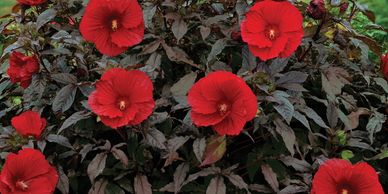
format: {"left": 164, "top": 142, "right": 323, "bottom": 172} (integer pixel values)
{"left": 128, "top": 101, "right": 155, "bottom": 125}
{"left": 88, "top": 90, "right": 123, "bottom": 118}
{"left": 11, "top": 111, "right": 45, "bottom": 139}
{"left": 111, "top": 26, "right": 144, "bottom": 48}
{"left": 93, "top": 30, "right": 128, "bottom": 57}
{"left": 188, "top": 81, "right": 218, "bottom": 114}
{"left": 191, "top": 111, "right": 226, "bottom": 126}
{"left": 196, "top": 71, "right": 236, "bottom": 101}
{"left": 241, "top": 30, "right": 272, "bottom": 48}
{"left": 241, "top": 11, "right": 266, "bottom": 33}
{"left": 23, "top": 166, "right": 58, "bottom": 194}
{"left": 251, "top": 0, "right": 283, "bottom": 24}
{"left": 248, "top": 35, "right": 288, "bottom": 61}
{"left": 99, "top": 105, "right": 136, "bottom": 129}
{"left": 2, "top": 149, "right": 52, "bottom": 183}
{"left": 278, "top": 2, "right": 304, "bottom": 33}
{"left": 241, "top": 85, "right": 258, "bottom": 121}
{"left": 17, "top": 0, "right": 46, "bottom": 6}
{"left": 79, "top": 0, "right": 144, "bottom": 57}
{"left": 212, "top": 113, "right": 246, "bottom": 136}
{"left": 94, "top": 81, "right": 118, "bottom": 106}
{"left": 79, "top": 1, "right": 111, "bottom": 42}
{"left": 90, "top": 68, "right": 155, "bottom": 128}
{"left": 121, "top": 0, "right": 144, "bottom": 29}
{"left": 111, "top": 69, "right": 154, "bottom": 103}
{"left": 279, "top": 32, "right": 304, "bottom": 58}
{"left": 311, "top": 159, "right": 352, "bottom": 194}
{"left": 19, "top": 78, "right": 32, "bottom": 89}
{"left": 100, "top": 68, "right": 127, "bottom": 80}
{"left": 350, "top": 162, "right": 384, "bottom": 194}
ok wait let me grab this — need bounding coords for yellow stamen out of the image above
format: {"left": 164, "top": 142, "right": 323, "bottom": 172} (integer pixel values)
{"left": 112, "top": 20, "right": 118, "bottom": 31}
{"left": 269, "top": 29, "right": 276, "bottom": 40}
{"left": 218, "top": 103, "right": 228, "bottom": 115}
{"left": 341, "top": 189, "right": 349, "bottom": 194}
{"left": 119, "top": 101, "right": 126, "bottom": 111}
{"left": 16, "top": 181, "right": 29, "bottom": 191}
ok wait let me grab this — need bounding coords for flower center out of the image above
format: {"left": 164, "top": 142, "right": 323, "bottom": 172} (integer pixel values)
{"left": 119, "top": 100, "right": 126, "bottom": 111}
{"left": 265, "top": 26, "right": 279, "bottom": 40}
{"left": 111, "top": 19, "right": 118, "bottom": 31}
{"left": 341, "top": 189, "right": 349, "bottom": 194}
{"left": 15, "top": 180, "right": 29, "bottom": 191}
{"left": 218, "top": 103, "right": 229, "bottom": 115}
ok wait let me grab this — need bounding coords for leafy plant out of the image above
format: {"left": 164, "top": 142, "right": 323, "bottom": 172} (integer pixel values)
{"left": 0, "top": 0, "right": 387, "bottom": 193}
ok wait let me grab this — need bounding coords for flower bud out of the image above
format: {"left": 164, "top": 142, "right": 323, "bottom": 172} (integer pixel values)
{"left": 340, "top": 2, "right": 349, "bottom": 14}
{"left": 306, "top": 0, "right": 326, "bottom": 20}
{"left": 231, "top": 31, "right": 241, "bottom": 41}
{"left": 381, "top": 53, "right": 388, "bottom": 80}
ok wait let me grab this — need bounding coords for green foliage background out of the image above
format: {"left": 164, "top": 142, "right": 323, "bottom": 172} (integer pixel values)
{"left": 359, "top": 0, "right": 388, "bottom": 27}
{"left": 0, "top": 0, "right": 16, "bottom": 16}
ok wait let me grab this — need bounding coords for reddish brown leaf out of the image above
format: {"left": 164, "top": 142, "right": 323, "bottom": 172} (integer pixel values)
{"left": 200, "top": 135, "right": 226, "bottom": 167}
{"left": 134, "top": 175, "right": 152, "bottom": 194}
{"left": 261, "top": 164, "right": 279, "bottom": 192}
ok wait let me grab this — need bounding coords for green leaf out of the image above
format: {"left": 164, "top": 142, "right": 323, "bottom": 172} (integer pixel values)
{"left": 341, "top": 150, "right": 354, "bottom": 160}
{"left": 336, "top": 130, "right": 347, "bottom": 146}
{"left": 106, "top": 183, "right": 125, "bottom": 194}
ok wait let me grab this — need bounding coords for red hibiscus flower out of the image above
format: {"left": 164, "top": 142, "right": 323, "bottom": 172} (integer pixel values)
{"left": 11, "top": 111, "right": 46, "bottom": 139}
{"left": 7, "top": 51, "right": 40, "bottom": 89}
{"left": 79, "top": 0, "right": 144, "bottom": 57}
{"left": 311, "top": 159, "right": 384, "bottom": 194}
{"left": 187, "top": 71, "right": 258, "bottom": 136}
{"left": 241, "top": 0, "right": 304, "bottom": 61}
{"left": 17, "top": 0, "right": 46, "bottom": 6}
{"left": 88, "top": 68, "right": 155, "bottom": 129}
{"left": 381, "top": 53, "right": 388, "bottom": 80}
{"left": 0, "top": 148, "right": 58, "bottom": 194}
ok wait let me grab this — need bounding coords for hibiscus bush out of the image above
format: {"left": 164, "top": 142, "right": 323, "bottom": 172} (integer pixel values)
{"left": 0, "top": 0, "right": 387, "bottom": 193}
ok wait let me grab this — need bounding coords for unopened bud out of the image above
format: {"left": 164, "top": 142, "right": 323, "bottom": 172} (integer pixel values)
{"left": 306, "top": 0, "right": 326, "bottom": 20}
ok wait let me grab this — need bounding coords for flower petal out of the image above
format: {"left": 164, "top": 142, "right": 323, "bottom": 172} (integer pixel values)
{"left": 111, "top": 27, "right": 143, "bottom": 48}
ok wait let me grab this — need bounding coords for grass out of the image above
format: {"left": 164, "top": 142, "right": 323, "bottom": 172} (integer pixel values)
{"left": 0, "top": 0, "right": 16, "bottom": 16}
{"left": 359, "top": 0, "right": 388, "bottom": 28}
